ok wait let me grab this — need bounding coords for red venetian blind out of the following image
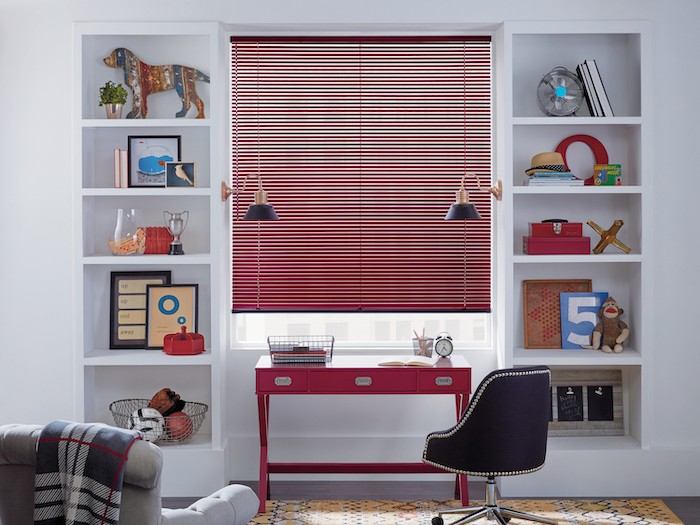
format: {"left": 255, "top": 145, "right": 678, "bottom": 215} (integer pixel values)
{"left": 230, "top": 36, "right": 492, "bottom": 312}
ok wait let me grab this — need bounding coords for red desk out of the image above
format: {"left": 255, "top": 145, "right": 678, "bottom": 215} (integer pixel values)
{"left": 255, "top": 355, "right": 472, "bottom": 513}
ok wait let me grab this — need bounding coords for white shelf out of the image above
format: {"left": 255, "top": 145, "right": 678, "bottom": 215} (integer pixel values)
{"left": 512, "top": 186, "right": 642, "bottom": 195}
{"left": 82, "top": 188, "right": 212, "bottom": 197}
{"left": 512, "top": 348, "right": 642, "bottom": 367}
{"left": 547, "top": 434, "right": 641, "bottom": 452}
{"left": 513, "top": 254, "right": 643, "bottom": 264}
{"left": 513, "top": 116, "right": 642, "bottom": 126}
{"left": 159, "top": 432, "right": 213, "bottom": 451}
{"left": 84, "top": 348, "right": 213, "bottom": 366}
{"left": 80, "top": 118, "right": 211, "bottom": 128}
{"left": 81, "top": 254, "right": 213, "bottom": 265}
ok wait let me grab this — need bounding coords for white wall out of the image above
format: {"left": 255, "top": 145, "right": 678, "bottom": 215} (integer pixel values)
{"left": 1, "top": 0, "right": 699, "bottom": 495}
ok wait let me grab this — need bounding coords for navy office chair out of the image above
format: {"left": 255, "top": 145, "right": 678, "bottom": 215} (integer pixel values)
{"left": 422, "top": 366, "right": 557, "bottom": 525}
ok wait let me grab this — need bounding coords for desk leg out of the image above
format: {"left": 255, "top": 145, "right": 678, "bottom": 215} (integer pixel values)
{"left": 454, "top": 393, "right": 469, "bottom": 505}
{"left": 257, "top": 393, "right": 269, "bottom": 513}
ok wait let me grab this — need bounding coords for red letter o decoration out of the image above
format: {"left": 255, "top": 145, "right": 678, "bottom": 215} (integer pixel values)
{"left": 555, "top": 134, "right": 608, "bottom": 185}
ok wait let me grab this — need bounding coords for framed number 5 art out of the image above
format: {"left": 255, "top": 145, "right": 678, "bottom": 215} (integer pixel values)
{"left": 560, "top": 291, "right": 609, "bottom": 349}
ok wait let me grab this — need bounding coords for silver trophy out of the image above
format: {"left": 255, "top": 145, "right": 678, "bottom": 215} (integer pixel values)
{"left": 164, "top": 211, "right": 189, "bottom": 255}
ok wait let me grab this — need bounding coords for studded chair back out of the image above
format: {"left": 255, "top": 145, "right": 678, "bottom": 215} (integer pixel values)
{"left": 423, "top": 366, "right": 551, "bottom": 476}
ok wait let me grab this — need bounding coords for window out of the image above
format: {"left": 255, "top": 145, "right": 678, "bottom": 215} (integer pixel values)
{"left": 230, "top": 36, "right": 492, "bottom": 317}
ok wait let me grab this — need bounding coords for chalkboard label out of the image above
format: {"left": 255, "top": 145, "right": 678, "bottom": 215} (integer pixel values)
{"left": 557, "top": 386, "right": 584, "bottom": 421}
{"left": 587, "top": 385, "right": 614, "bottom": 421}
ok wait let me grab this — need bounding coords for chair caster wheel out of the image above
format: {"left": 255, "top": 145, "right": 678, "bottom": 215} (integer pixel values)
{"left": 431, "top": 517, "right": 444, "bottom": 525}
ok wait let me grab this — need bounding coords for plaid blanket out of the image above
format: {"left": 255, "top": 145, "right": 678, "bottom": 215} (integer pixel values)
{"left": 33, "top": 421, "right": 142, "bottom": 525}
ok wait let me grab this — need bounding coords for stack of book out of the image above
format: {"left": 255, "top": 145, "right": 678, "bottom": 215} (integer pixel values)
{"left": 144, "top": 226, "right": 174, "bottom": 254}
{"left": 576, "top": 59, "right": 614, "bottom": 117}
{"left": 526, "top": 171, "right": 584, "bottom": 186}
{"left": 270, "top": 347, "right": 329, "bottom": 364}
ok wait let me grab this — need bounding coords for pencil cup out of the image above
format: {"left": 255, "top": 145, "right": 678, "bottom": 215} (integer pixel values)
{"left": 412, "top": 337, "right": 434, "bottom": 357}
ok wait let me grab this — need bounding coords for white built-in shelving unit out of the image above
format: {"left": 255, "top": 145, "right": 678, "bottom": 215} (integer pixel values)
{"left": 73, "top": 18, "right": 652, "bottom": 497}
{"left": 73, "top": 22, "right": 229, "bottom": 496}
{"left": 496, "top": 20, "right": 651, "bottom": 495}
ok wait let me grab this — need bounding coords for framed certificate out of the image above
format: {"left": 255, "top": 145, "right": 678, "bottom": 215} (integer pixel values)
{"left": 110, "top": 271, "right": 171, "bottom": 349}
{"left": 145, "top": 284, "right": 199, "bottom": 349}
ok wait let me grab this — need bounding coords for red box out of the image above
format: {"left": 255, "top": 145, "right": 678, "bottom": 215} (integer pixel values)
{"left": 528, "top": 222, "right": 583, "bottom": 237}
{"left": 523, "top": 236, "right": 590, "bottom": 255}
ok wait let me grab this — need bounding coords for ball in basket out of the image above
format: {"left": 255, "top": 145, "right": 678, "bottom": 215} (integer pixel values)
{"left": 129, "top": 407, "right": 165, "bottom": 442}
{"left": 165, "top": 411, "right": 193, "bottom": 441}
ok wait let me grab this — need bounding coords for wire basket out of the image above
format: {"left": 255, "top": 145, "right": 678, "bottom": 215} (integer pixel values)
{"left": 267, "top": 335, "right": 334, "bottom": 363}
{"left": 109, "top": 399, "right": 208, "bottom": 445}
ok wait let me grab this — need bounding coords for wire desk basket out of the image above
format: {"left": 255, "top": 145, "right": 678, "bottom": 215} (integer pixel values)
{"left": 109, "top": 398, "right": 208, "bottom": 445}
{"left": 267, "top": 335, "right": 334, "bottom": 363}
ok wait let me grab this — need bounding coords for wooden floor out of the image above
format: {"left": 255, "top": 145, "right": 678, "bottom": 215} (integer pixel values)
{"left": 164, "top": 480, "right": 700, "bottom": 523}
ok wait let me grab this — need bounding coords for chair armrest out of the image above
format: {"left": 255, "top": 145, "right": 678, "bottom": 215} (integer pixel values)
{"left": 122, "top": 439, "right": 162, "bottom": 489}
{"left": 161, "top": 484, "right": 259, "bottom": 525}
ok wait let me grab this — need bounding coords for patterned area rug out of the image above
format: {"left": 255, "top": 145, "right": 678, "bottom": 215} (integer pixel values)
{"left": 248, "top": 499, "right": 683, "bottom": 524}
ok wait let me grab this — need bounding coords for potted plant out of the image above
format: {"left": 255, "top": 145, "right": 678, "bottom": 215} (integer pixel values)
{"left": 99, "top": 80, "right": 128, "bottom": 119}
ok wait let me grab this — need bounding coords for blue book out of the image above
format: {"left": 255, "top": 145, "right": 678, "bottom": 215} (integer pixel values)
{"left": 530, "top": 171, "right": 575, "bottom": 178}
{"left": 559, "top": 292, "right": 609, "bottom": 349}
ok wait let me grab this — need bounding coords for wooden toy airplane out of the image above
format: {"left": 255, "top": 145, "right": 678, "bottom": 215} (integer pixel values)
{"left": 587, "top": 219, "right": 632, "bottom": 254}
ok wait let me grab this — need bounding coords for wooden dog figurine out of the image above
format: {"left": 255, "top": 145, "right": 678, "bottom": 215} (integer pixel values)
{"left": 103, "top": 48, "right": 210, "bottom": 119}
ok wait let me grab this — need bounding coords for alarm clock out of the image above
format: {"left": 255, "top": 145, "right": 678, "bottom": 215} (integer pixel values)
{"left": 434, "top": 332, "right": 454, "bottom": 357}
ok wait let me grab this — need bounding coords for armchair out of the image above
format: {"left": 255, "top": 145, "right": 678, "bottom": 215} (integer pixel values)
{"left": 0, "top": 423, "right": 259, "bottom": 525}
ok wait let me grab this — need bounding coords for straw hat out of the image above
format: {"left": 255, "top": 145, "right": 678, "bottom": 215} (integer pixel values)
{"left": 525, "top": 152, "right": 567, "bottom": 175}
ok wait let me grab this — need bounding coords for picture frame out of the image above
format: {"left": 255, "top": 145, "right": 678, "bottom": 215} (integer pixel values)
{"left": 549, "top": 368, "right": 623, "bottom": 437}
{"left": 165, "top": 161, "right": 196, "bottom": 187}
{"left": 128, "top": 135, "right": 182, "bottom": 187}
{"left": 522, "top": 279, "right": 592, "bottom": 349}
{"left": 145, "top": 284, "right": 198, "bottom": 349}
{"left": 110, "top": 271, "right": 171, "bottom": 349}
{"left": 560, "top": 291, "right": 609, "bottom": 349}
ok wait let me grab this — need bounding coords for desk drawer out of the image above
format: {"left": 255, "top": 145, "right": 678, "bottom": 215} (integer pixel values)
{"left": 309, "top": 370, "right": 416, "bottom": 393}
{"left": 418, "top": 370, "right": 471, "bottom": 393}
{"left": 257, "top": 370, "right": 309, "bottom": 392}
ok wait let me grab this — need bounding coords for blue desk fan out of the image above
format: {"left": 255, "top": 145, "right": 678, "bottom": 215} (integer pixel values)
{"left": 537, "top": 66, "right": 584, "bottom": 116}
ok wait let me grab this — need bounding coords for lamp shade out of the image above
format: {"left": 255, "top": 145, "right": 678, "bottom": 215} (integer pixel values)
{"left": 244, "top": 203, "right": 279, "bottom": 221}
{"left": 445, "top": 203, "right": 482, "bottom": 220}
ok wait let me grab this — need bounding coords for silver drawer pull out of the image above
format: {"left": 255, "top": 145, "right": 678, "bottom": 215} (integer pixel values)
{"left": 355, "top": 376, "right": 372, "bottom": 386}
{"left": 274, "top": 376, "right": 292, "bottom": 386}
{"left": 435, "top": 376, "right": 453, "bottom": 386}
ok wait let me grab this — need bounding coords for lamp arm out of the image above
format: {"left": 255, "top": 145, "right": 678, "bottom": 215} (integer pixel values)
{"left": 463, "top": 172, "right": 502, "bottom": 202}
{"left": 221, "top": 174, "right": 268, "bottom": 202}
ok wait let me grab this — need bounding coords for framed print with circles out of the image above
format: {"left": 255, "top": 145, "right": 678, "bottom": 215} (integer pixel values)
{"left": 146, "top": 284, "right": 199, "bottom": 349}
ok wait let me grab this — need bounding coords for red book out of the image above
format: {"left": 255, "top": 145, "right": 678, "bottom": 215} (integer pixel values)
{"left": 145, "top": 227, "right": 156, "bottom": 254}
{"left": 158, "top": 227, "right": 165, "bottom": 254}
{"left": 529, "top": 222, "right": 583, "bottom": 237}
{"left": 523, "top": 236, "right": 590, "bottom": 255}
{"left": 162, "top": 227, "right": 174, "bottom": 254}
